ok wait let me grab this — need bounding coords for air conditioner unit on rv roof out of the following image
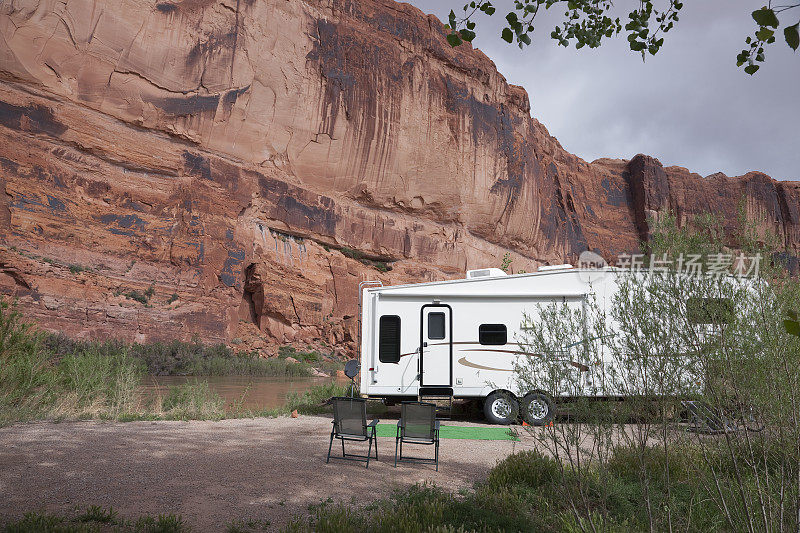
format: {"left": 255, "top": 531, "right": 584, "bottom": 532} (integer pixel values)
{"left": 465, "top": 268, "right": 507, "bottom": 279}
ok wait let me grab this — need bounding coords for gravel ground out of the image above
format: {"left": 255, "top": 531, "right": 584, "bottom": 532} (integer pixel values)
{"left": 0, "top": 415, "right": 538, "bottom": 530}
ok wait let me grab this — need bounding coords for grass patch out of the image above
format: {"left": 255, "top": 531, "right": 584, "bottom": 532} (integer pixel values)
{"left": 0, "top": 299, "right": 331, "bottom": 423}
{"left": 1, "top": 507, "right": 188, "bottom": 532}
{"left": 160, "top": 379, "right": 225, "bottom": 420}
{"left": 0, "top": 301, "right": 145, "bottom": 424}
{"left": 285, "top": 443, "right": 777, "bottom": 532}
{"left": 227, "top": 518, "right": 272, "bottom": 532}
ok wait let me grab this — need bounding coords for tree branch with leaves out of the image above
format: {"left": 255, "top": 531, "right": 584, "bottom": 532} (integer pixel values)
{"left": 445, "top": 1, "right": 799, "bottom": 75}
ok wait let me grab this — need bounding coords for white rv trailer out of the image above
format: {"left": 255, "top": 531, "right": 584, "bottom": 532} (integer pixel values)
{"left": 358, "top": 265, "right": 742, "bottom": 425}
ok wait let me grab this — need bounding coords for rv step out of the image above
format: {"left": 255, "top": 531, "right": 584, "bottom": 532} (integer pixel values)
{"left": 682, "top": 400, "right": 733, "bottom": 433}
{"left": 418, "top": 389, "right": 454, "bottom": 420}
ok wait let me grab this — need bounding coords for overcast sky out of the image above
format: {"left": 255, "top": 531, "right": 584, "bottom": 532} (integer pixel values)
{"left": 414, "top": 2, "right": 799, "bottom": 181}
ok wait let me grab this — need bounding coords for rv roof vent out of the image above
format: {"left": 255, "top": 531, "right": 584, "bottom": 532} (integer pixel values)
{"left": 538, "top": 264, "right": 574, "bottom": 272}
{"left": 466, "top": 268, "right": 507, "bottom": 279}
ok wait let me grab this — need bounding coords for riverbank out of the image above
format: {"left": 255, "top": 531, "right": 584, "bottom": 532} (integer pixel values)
{"left": 0, "top": 416, "right": 527, "bottom": 531}
{"left": 0, "top": 299, "right": 348, "bottom": 424}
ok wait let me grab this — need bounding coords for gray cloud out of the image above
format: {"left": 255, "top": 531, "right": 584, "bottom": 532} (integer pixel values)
{"left": 414, "top": 2, "right": 799, "bottom": 180}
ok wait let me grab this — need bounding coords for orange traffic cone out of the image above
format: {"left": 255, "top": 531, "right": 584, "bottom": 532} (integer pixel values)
{"left": 522, "top": 421, "right": 530, "bottom": 427}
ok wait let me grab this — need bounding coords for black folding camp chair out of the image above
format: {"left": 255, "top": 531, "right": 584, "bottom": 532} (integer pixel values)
{"left": 326, "top": 397, "right": 378, "bottom": 468}
{"left": 394, "top": 401, "right": 440, "bottom": 471}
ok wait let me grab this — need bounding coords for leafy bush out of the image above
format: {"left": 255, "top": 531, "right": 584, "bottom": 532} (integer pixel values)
{"left": 373, "top": 262, "right": 392, "bottom": 273}
{"left": 124, "top": 290, "right": 149, "bottom": 305}
{"left": 485, "top": 449, "right": 560, "bottom": 490}
{"left": 339, "top": 247, "right": 364, "bottom": 260}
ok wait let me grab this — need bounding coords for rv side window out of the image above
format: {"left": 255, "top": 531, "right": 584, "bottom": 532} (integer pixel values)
{"left": 479, "top": 324, "right": 507, "bottom": 345}
{"left": 687, "top": 298, "right": 733, "bottom": 325}
{"left": 379, "top": 315, "right": 401, "bottom": 363}
{"left": 428, "top": 312, "right": 446, "bottom": 340}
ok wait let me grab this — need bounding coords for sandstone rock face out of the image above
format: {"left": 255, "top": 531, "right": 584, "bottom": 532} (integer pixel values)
{"left": 1, "top": 0, "right": 798, "bottom": 354}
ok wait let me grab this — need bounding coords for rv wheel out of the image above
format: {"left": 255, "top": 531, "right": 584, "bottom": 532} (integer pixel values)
{"left": 483, "top": 392, "right": 518, "bottom": 425}
{"left": 521, "top": 392, "right": 555, "bottom": 426}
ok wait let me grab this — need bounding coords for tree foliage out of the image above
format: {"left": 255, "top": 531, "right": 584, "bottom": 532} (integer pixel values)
{"left": 445, "top": 1, "right": 799, "bottom": 75}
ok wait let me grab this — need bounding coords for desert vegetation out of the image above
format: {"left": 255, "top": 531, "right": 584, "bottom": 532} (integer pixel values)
{"left": 42, "top": 334, "right": 324, "bottom": 378}
{"left": 1, "top": 505, "right": 187, "bottom": 532}
{"left": 506, "top": 212, "right": 800, "bottom": 532}
{"left": 0, "top": 301, "right": 348, "bottom": 423}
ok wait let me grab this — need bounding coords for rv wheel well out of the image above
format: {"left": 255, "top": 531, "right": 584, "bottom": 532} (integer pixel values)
{"left": 523, "top": 389, "right": 550, "bottom": 398}
{"left": 485, "top": 389, "right": 517, "bottom": 400}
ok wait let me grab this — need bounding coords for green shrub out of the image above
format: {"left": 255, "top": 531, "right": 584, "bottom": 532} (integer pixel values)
{"left": 166, "top": 293, "right": 179, "bottom": 304}
{"left": 282, "top": 381, "right": 350, "bottom": 415}
{"left": 373, "top": 262, "right": 392, "bottom": 272}
{"left": 486, "top": 450, "right": 560, "bottom": 490}
{"left": 124, "top": 290, "right": 149, "bottom": 305}
{"left": 339, "top": 247, "right": 364, "bottom": 260}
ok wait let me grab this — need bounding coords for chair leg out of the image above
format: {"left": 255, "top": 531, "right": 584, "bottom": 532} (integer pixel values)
{"left": 435, "top": 439, "right": 439, "bottom": 472}
{"left": 341, "top": 436, "right": 346, "bottom": 458}
{"left": 366, "top": 435, "right": 372, "bottom": 469}
{"left": 394, "top": 437, "right": 399, "bottom": 467}
{"left": 326, "top": 429, "right": 334, "bottom": 464}
{"left": 373, "top": 428, "right": 378, "bottom": 460}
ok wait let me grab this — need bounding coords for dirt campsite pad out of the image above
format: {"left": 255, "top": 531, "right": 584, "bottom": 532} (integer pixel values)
{"left": 0, "top": 416, "right": 537, "bottom": 530}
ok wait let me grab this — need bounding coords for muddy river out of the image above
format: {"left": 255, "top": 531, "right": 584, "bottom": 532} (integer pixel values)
{"left": 143, "top": 375, "right": 346, "bottom": 411}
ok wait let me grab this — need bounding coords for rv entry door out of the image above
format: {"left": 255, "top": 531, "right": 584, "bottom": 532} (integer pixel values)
{"left": 420, "top": 305, "right": 452, "bottom": 387}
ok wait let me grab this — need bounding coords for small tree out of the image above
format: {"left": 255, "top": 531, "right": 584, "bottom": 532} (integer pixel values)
{"left": 514, "top": 211, "right": 800, "bottom": 531}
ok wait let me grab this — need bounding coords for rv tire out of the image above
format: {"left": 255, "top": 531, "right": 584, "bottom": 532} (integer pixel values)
{"left": 483, "top": 392, "right": 518, "bottom": 425}
{"left": 521, "top": 392, "right": 554, "bottom": 426}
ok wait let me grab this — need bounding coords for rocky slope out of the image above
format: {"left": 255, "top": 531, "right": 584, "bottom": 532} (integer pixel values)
{"left": 1, "top": 0, "right": 798, "bottom": 354}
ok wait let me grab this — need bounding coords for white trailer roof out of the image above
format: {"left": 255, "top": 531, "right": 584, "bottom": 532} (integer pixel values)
{"left": 365, "top": 267, "right": 616, "bottom": 298}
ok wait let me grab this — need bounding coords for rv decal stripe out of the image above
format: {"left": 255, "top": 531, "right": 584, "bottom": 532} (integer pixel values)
{"left": 398, "top": 346, "right": 589, "bottom": 371}
{"left": 456, "top": 357, "right": 513, "bottom": 372}
{"left": 457, "top": 349, "right": 590, "bottom": 372}
{"left": 463, "top": 348, "right": 532, "bottom": 355}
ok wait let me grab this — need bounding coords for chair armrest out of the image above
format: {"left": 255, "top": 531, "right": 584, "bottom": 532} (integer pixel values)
{"left": 397, "top": 418, "right": 403, "bottom": 427}
{"left": 434, "top": 420, "right": 440, "bottom": 430}
{"left": 367, "top": 419, "right": 379, "bottom": 428}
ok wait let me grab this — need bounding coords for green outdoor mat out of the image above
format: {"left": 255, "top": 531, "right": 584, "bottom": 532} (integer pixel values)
{"left": 375, "top": 424, "right": 519, "bottom": 441}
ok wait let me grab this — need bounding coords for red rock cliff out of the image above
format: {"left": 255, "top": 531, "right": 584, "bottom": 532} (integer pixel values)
{"left": 1, "top": 0, "right": 798, "bottom": 353}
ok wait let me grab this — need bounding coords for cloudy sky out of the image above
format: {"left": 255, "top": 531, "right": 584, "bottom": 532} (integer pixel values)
{"left": 415, "top": 2, "right": 799, "bottom": 181}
